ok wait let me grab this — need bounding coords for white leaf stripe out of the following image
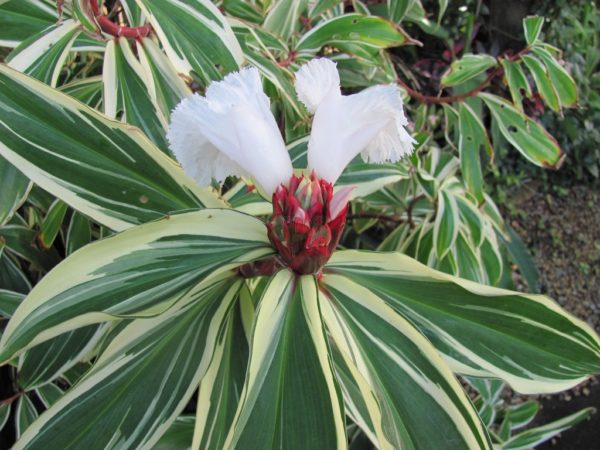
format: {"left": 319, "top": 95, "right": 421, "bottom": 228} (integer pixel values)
{"left": 17, "top": 324, "right": 106, "bottom": 390}
{"left": 502, "top": 407, "right": 594, "bottom": 450}
{"left": 7, "top": 20, "right": 79, "bottom": 87}
{"left": 135, "top": 0, "right": 243, "bottom": 83}
{"left": 103, "top": 39, "right": 170, "bottom": 152}
{"left": 0, "top": 209, "right": 272, "bottom": 363}
{"left": 325, "top": 251, "right": 600, "bottom": 393}
{"left": 224, "top": 271, "right": 346, "bottom": 450}
{"left": 322, "top": 274, "right": 491, "bottom": 450}
{"left": 14, "top": 280, "right": 241, "bottom": 450}
{"left": 136, "top": 37, "right": 191, "bottom": 117}
{"left": 0, "top": 64, "right": 225, "bottom": 231}
{"left": 193, "top": 303, "right": 247, "bottom": 450}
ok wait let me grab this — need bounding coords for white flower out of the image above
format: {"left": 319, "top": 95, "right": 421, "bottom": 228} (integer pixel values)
{"left": 295, "top": 58, "right": 415, "bottom": 184}
{"left": 168, "top": 59, "right": 414, "bottom": 194}
{"left": 167, "top": 67, "right": 293, "bottom": 195}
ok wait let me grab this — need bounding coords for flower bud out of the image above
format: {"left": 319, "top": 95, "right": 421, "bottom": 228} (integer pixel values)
{"left": 266, "top": 172, "right": 350, "bottom": 275}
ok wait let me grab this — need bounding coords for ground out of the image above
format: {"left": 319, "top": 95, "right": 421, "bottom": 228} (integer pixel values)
{"left": 506, "top": 182, "right": 600, "bottom": 449}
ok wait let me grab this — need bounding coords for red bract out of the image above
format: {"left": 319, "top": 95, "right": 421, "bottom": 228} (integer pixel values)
{"left": 267, "top": 172, "right": 351, "bottom": 275}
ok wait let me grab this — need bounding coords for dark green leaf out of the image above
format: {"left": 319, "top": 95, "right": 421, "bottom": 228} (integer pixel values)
{"left": 441, "top": 54, "right": 497, "bottom": 87}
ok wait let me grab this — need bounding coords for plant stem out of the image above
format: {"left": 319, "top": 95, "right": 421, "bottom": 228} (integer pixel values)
{"left": 397, "top": 47, "right": 531, "bottom": 105}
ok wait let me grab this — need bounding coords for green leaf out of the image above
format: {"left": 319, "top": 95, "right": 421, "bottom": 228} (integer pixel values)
{"left": 155, "top": 416, "right": 195, "bottom": 450}
{"left": 35, "top": 383, "right": 64, "bottom": 408}
{"left": 499, "top": 224, "right": 540, "bottom": 293}
{"left": 441, "top": 54, "right": 497, "bottom": 87}
{"left": 0, "top": 403, "right": 10, "bottom": 431}
{"left": 0, "top": 156, "right": 30, "bottom": 226}
{"left": 16, "top": 395, "right": 37, "bottom": 439}
{"left": 325, "top": 251, "right": 600, "bottom": 394}
{"left": 38, "top": 199, "right": 68, "bottom": 249}
{"left": 103, "top": 38, "right": 170, "bottom": 153}
{"left": 322, "top": 273, "right": 492, "bottom": 450}
{"left": 506, "top": 400, "right": 539, "bottom": 430}
{"left": 120, "top": 0, "right": 145, "bottom": 26}
{"left": 458, "top": 103, "right": 489, "bottom": 203}
{"left": 532, "top": 46, "right": 578, "bottom": 107}
{"left": 18, "top": 325, "right": 103, "bottom": 390}
{"left": 455, "top": 196, "right": 483, "bottom": 247}
{"left": 454, "top": 231, "right": 484, "bottom": 282}
{"left": 0, "top": 209, "right": 272, "bottom": 362}
{"left": 192, "top": 303, "right": 248, "bottom": 450}
{"left": 0, "top": 252, "right": 31, "bottom": 294}
{"left": 135, "top": 0, "right": 243, "bottom": 84}
{"left": 0, "top": 0, "right": 57, "bottom": 47}
{"left": 263, "top": 0, "right": 308, "bottom": 40}
{"left": 223, "top": 0, "right": 264, "bottom": 23}
{"left": 523, "top": 16, "right": 544, "bottom": 46}
{"left": 387, "top": 0, "right": 412, "bottom": 22}
{"left": 224, "top": 271, "right": 347, "bottom": 450}
{"left": 59, "top": 76, "right": 103, "bottom": 109}
{"left": 434, "top": 189, "right": 459, "bottom": 259}
{"left": 0, "top": 289, "right": 25, "bottom": 318}
{"left": 479, "top": 93, "right": 564, "bottom": 169}
{"left": 6, "top": 20, "right": 79, "bottom": 87}
{"left": 296, "top": 14, "right": 410, "bottom": 54}
{"left": 310, "top": 0, "right": 344, "bottom": 18}
{"left": 503, "top": 408, "right": 594, "bottom": 450}
{"left": 480, "top": 237, "right": 503, "bottom": 286}
{"left": 521, "top": 54, "right": 560, "bottom": 112}
{"left": 66, "top": 212, "right": 91, "bottom": 255}
{"left": 136, "top": 37, "right": 192, "bottom": 119}
{"left": 0, "top": 225, "right": 60, "bottom": 271}
{"left": 500, "top": 59, "right": 531, "bottom": 111}
{"left": 13, "top": 280, "right": 241, "bottom": 450}
{"left": 0, "top": 64, "right": 225, "bottom": 231}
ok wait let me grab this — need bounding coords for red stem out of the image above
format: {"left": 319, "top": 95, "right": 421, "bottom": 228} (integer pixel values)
{"left": 0, "top": 391, "right": 22, "bottom": 405}
{"left": 397, "top": 47, "right": 530, "bottom": 105}
{"left": 89, "top": 0, "right": 151, "bottom": 39}
{"left": 278, "top": 50, "right": 298, "bottom": 68}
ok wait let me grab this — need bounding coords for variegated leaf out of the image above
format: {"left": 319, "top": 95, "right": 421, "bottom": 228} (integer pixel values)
{"left": 136, "top": 37, "right": 191, "bottom": 119}
{"left": 0, "top": 64, "right": 225, "bottom": 231}
{"left": 324, "top": 251, "right": 600, "bottom": 394}
{"left": 192, "top": 303, "right": 248, "bottom": 450}
{"left": 322, "top": 273, "right": 492, "bottom": 450}
{"left": 135, "top": 0, "right": 243, "bottom": 84}
{"left": 0, "top": 209, "right": 272, "bottom": 363}
{"left": 0, "top": 0, "right": 57, "bottom": 48}
{"left": 13, "top": 280, "right": 242, "bottom": 450}
{"left": 18, "top": 325, "right": 105, "bottom": 390}
{"left": 103, "top": 38, "right": 170, "bottom": 153}
{"left": 224, "top": 271, "right": 346, "bottom": 450}
{"left": 6, "top": 19, "right": 79, "bottom": 87}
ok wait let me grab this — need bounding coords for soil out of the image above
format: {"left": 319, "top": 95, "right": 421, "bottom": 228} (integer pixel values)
{"left": 503, "top": 182, "right": 600, "bottom": 449}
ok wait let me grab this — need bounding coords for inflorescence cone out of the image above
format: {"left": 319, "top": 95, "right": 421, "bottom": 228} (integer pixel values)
{"left": 266, "top": 172, "right": 351, "bottom": 275}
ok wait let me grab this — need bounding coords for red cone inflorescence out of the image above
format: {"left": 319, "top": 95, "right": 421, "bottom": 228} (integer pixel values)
{"left": 267, "top": 172, "right": 352, "bottom": 275}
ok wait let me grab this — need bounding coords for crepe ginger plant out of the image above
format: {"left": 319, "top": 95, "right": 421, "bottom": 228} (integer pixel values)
{"left": 168, "top": 59, "right": 414, "bottom": 274}
{"left": 0, "top": 51, "right": 599, "bottom": 450}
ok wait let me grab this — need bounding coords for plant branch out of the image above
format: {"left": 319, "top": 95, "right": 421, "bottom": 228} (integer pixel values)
{"left": 0, "top": 390, "right": 23, "bottom": 405}
{"left": 397, "top": 47, "right": 531, "bottom": 105}
{"left": 89, "top": 0, "right": 151, "bottom": 39}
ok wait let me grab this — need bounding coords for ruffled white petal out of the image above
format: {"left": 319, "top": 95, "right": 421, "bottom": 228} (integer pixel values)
{"left": 295, "top": 58, "right": 340, "bottom": 113}
{"left": 305, "top": 68, "right": 415, "bottom": 183}
{"left": 167, "top": 67, "right": 293, "bottom": 195}
{"left": 168, "top": 95, "right": 247, "bottom": 187}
